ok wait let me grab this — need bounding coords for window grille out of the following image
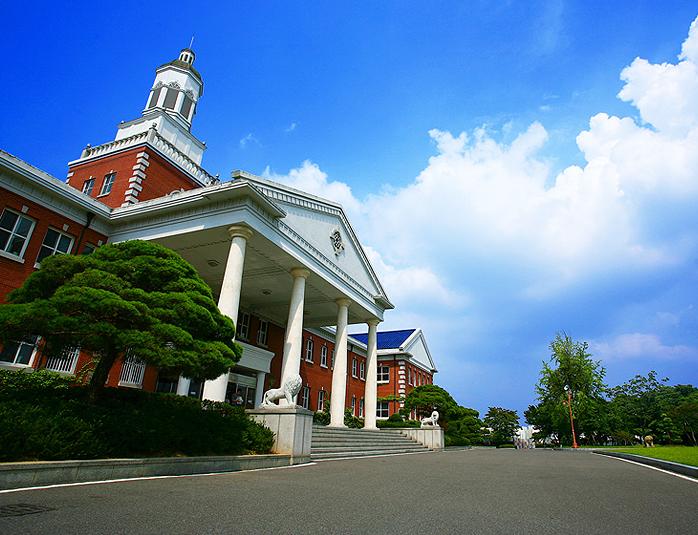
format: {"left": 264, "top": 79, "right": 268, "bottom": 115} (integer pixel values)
{"left": 119, "top": 350, "right": 146, "bottom": 387}
{"left": 44, "top": 346, "right": 80, "bottom": 374}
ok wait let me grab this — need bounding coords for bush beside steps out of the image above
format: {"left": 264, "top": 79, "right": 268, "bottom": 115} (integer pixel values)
{"left": 0, "top": 369, "right": 274, "bottom": 462}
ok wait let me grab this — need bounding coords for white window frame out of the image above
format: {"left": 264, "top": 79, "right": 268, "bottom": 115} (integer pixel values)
{"left": 36, "top": 227, "right": 73, "bottom": 265}
{"left": 360, "top": 361, "right": 365, "bottom": 380}
{"left": 301, "top": 385, "right": 310, "bottom": 409}
{"left": 257, "top": 320, "right": 269, "bottom": 346}
{"left": 44, "top": 346, "right": 80, "bottom": 374}
{"left": 317, "top": 389, "right": 326, "bottom": 411}
{"left": 237, "top": 312, "right": 250, "bottom": 341}
{"left": 359, "top": 398, "right": 364, "bottom": 417}
{"left": 351, "top": 357, "right": 358, "bottom": 378}
{"left": 0, "top": 336, "right": 39, "bottom": 367}
{"left": 0, "top": 208, "right": 35, "bottom": 261}
{"left": 82, "top": 178, "right": 95, "bottom": 195}
{"left": 118, "top": 349, "right": 146, "bottom": 388}
{"left": 377, "top": 365, "right": 390, "bottom": 383}
{"left": 351, "top": 395, "right": 356, "bottom": 415}
{"left": 320, "top": 345, "right": 328, "bottom": 368}
{"left": 305, "top": 338, "right": 314, "bottom": 363}
{"left": 377, "top": 401, "right": 390, "bottom": 419}
{"left": 99, "top": 172, "right": 116, "bottom": 196}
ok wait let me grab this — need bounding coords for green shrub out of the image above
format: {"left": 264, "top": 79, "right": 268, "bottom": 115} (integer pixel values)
{"left": 344, "top": 408, "right": 364, "bottom": 429}
{"left": 0, "top": 369, "right": 273, "bottom": 461}
{"left": 313, "top": 410, "right": 330, "bottom": 425}
{"left": 377, "top": 419, "right": 420, "bottom": 429}
{"left": 445, "top": 434, "right": 471, "bottom": 447}
{"left": 496, "top": 443, "right": 515, "bottom": 448}
{"left": 388, "top": 412, "right": 403, "bottom": 423}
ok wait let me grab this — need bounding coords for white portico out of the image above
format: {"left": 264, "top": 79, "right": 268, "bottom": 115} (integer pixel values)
{"left": 108, "top": 171, "right": 392, "bottom": 423}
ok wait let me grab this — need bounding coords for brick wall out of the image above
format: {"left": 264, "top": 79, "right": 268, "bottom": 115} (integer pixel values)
{"left": 0, "top": 186, "right": 109, "bottom": 303}
{"left": 66, "top": 146, "right": 201, "bottom": 208}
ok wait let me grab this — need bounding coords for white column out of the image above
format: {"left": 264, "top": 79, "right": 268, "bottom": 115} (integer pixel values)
{"left": 255, "top": 371, "right": 266, "bottom": 407}
{"left": 363, "top": 319, "right": 380, "bottom": 430}
{"left": 279, "top": 268, "right": 310, "bottom": 404}
{"left": 329, "top": 298, "right": 351, "bottom": 427}
{"left": 176, "top": 375, "right": 191, "bottom": 396}
{"left": 203, "top": 225, "right": 253, "bottom": 402}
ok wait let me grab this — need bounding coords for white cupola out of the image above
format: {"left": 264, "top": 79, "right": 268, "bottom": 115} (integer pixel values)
{"left": 113, "top": 48, "right": 207, "bottom": 165}
{"left": 142, "top": 48, "right": 203, "bottom": 130}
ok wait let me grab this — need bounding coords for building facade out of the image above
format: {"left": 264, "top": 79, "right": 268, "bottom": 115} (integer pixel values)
{"left": 0, "top": 48, "right": 437, "bottom": 425}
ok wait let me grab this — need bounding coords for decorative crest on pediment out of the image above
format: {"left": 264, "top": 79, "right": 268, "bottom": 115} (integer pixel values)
{"left": 330, "top": 229, "right": 344, "bottom": 256}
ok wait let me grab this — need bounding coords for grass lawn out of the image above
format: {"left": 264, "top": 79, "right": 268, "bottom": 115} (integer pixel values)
{"left": 602, "top": 446, "right": 698, "bottom": 467}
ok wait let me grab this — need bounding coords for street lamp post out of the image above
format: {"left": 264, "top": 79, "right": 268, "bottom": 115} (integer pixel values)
{"left": 565, "top": 386, "right": 579, "bottom": 449}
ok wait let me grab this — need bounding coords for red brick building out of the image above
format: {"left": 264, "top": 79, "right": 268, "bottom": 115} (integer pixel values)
{"left": 0, "top": 48, "right": 436, "bottom": 425}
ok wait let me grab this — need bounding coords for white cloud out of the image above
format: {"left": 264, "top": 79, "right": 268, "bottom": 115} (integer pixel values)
{"left": 285, "top": 122, "right": 298, "bottom": 133}
{"left": 262, "top": 160, "right": 361, "bottom": 218}
{"left": 239, "top": 133, "right": 260, "bottom": 148}
{"left": 363, "top": 246, "right": 463, "bottom": 309}
{"left": 260, "top": 16, "right": 698, "bottom": 316}
{"left": 591, "top": 333, "right": 698, "bottom": 361}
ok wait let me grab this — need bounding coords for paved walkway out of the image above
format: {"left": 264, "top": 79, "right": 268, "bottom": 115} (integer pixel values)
{"left": 1, "top": 449, "right": 696, "bottom": 534}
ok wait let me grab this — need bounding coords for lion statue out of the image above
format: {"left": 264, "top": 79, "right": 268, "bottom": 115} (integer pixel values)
{"left": 643, "top": 435, "right": 654, "bottom": 448}
{"left": 261, "top": 374, "right": 303, "bottom": 407}
{"left": 421, "top": 410, "right": 440, "bottom": 428}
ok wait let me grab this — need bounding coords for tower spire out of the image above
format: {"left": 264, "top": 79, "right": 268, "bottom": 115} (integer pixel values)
{"left": 189, "top": 35, "right": 195, "bottom": 49}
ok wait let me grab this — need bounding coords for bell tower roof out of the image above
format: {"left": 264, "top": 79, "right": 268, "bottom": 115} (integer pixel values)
{"left": 156, "top": 48, "right": 203, "bottom": 88}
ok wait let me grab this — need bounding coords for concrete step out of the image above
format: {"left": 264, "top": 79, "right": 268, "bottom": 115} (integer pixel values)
{"left": 312, "top": 441, "right": 415, "bottom": 449}
{"left": 311, "top": 448, "right": 429, "bottom": 461}
{"left": 311, "top": 435, "right": 412, "bottom": 443}
{"left": 312, "top": 444, "right": 427, "bottom": 454}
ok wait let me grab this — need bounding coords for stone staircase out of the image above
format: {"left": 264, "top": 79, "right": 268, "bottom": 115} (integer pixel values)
{"left": 310, "top": 426, "right": 430, "bottom": 461}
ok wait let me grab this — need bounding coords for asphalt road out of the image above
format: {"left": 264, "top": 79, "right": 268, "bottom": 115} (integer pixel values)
{"left": 1, "top": 449, "right": 696, "bottom": 534}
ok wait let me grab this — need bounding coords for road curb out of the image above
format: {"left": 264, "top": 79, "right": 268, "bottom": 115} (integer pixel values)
{"left": 593, "top": 450, "right": 698, "bottom": 478}
{"left": 0, "top": 454, "right": 295, "bottom": 490}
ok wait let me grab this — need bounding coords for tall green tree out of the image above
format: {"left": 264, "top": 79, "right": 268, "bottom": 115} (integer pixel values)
{"left": 483, "top": 407, "right": 520, "bottom": 445}
{"left": 527, "top": 333, "right": 607, "bottom": 444}
{"left": 0, "top": 240, "right": 241, "bottom": 398}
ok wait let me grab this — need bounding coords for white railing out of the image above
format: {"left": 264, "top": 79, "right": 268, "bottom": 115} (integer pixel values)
{"left": 79, "top": 128, "right": 218, "bottom": 187}
{"left": 80, "top": 131, "right": 149, "bottom": 160}
{"left": 149, "top": 130, "right": 218, "bottom": 186}
{"left": 118, "top": 351, "right": 146, "bottom": 387}
{"left": 44, "top": 346, "right": 80, "bottom": 374}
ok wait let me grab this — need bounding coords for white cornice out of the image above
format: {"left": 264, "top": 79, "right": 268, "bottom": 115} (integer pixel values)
{"left": 232, "top": 170, "right": 393, "bottom": 309}
{"left": 0, "top": 150, "right": 112, "bottom": 234}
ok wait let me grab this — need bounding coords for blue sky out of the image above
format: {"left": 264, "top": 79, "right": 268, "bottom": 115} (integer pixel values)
{"left": 3, "top": 2, "right": 698, "bottom": 417}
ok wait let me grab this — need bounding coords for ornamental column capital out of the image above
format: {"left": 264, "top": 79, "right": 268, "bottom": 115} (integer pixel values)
{"left": 335, "top": 297, "right": 351, "bottom": 308}
{"left": 366, "top": 318, "right": 381, "bottom": 327}
{"left": 227, "top": 225, "right": 254, "bottom": 241}
{"left": 290, "top": 267, "right": 311, "bottom": 279}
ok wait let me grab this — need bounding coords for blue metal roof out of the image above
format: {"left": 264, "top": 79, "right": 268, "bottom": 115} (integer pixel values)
{"left": 350, "top": 329, "right": 417, "bottom": 350}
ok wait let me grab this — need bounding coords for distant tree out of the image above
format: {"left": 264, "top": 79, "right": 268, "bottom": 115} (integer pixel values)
{"left": 403, "top": 384, "right": 483, "bottom": 445}
{"left": 607, "top": 371, "right": 667, "bottom": 438}
{"left": 528, "top": 333, "right": 607, "bottom": 445}
{"left": 483, "top": 407, "right": 519, "bottom": 445}
{"left": 0, "top": 240, "right": 241, "bottom": 399}
{"left": 447, "top": 406, "right": 484, "bottom": 446}
{"left": 403, "top": 384, "right": 459, "bottom": 421}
